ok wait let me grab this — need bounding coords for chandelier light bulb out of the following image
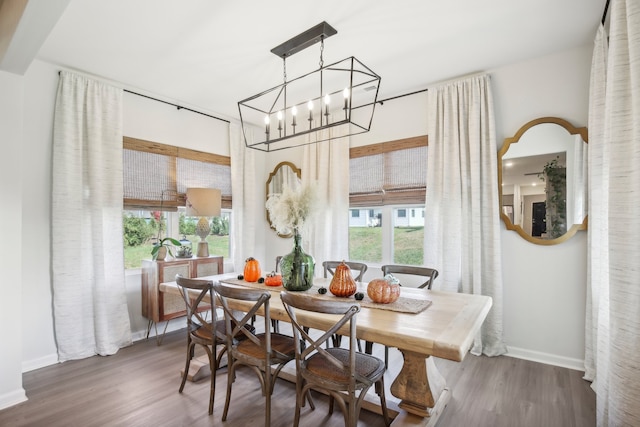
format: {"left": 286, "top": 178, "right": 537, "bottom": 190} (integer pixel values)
{"left": 291, "top": 105, "right": 297, "bottom": 127}
{"left": 324, "top": 94, "right": 330, "bottom": 118}
{"left": 264, "top": 115, "right": 270, "bottom": 135}
{"left": 307, "top": 100, "right": 314, "bottom": 111}
{"left": 343, "top": 87, "right": 349, "bottom": 111}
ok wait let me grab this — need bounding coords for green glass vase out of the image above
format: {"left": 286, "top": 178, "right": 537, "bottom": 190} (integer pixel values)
{"left": 280, "top": 231, "right": 315, "bottom": 291}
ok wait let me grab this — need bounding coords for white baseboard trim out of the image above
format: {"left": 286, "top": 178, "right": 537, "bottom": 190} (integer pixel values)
{"left": 22, "top": 353, "right": 59, "bottom": 373}
{"left": 506, "top": 346, "right": 585, "bottom": 371}
{"left": 0, "top": 388, "right": 27, "bottom": 411}
{"left": 21, "top": 322, "right": 187, "bottom": 374}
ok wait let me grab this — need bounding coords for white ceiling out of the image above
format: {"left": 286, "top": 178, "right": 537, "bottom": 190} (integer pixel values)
{"left": 27, "top": 0, "right": 605, "bottom": 121}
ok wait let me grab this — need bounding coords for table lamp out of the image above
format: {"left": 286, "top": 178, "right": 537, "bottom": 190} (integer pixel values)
{"left": 186, "top": 188, "right": 221, "bottom": 257}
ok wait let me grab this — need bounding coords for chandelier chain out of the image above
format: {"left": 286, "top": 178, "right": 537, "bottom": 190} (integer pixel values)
{"left": 319, "top": 36, "right": 324, "bottom": 69}
{"left": 282, "top": 57, "right": 287, "bottom": 83}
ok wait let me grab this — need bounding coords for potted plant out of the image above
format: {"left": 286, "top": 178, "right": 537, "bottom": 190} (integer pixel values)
{"left": 151, "top": 237, "right": 182, "bottom": 261}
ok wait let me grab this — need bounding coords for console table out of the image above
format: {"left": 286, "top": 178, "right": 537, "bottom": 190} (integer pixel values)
{"left": 141, "top": 256, "right": 223, "bottom": 344}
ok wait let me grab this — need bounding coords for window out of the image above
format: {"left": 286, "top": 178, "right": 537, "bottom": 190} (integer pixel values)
{"left": 122, "top": 137, "right": 232, "bottom": 269}
{"left": 351, "top": 210, "right": 360, "bottom": 218}
{"left": 348, "top": 136, "right": 427, "bottom": 265}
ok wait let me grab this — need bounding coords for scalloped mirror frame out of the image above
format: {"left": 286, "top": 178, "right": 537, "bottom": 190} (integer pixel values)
{"left": 265, "top": 161, "right": 302, "bottom": 238}
{"left": 498, "top": 117, "right": 588, "bottom": 245}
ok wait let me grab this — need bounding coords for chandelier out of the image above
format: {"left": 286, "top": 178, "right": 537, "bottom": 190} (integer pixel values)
{"left": 238, "top": 22, "right": 381, "bottom": 152}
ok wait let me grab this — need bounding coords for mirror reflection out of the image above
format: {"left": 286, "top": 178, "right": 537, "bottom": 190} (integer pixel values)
{"left": 266, "top": 161, "right": 301, "bottom": 238}
{"left": 499, "top": 117, "right": 588, "bottom": 245}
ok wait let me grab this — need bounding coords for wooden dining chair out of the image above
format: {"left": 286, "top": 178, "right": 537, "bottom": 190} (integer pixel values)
{"left": 281, "top": 291, "right": 391, "bottom": 427}
{"left": 366, "top": 264, "right": 440, "bottom": 367}
{"left": 175, "top": 275, "right": 225, "bottom": 415}
{"left": 251, "top": 255, "right": 282, "bottom": 332}
{"left": 322, "top": 260, "right": 368, "bottom": 281}
{"left": 322, "top": 261, "right": 368, "bottom": 350}
{"left": 381, "top": 264, "right": 439, "bottom": 289}
{"left": 213, "top": 282, "right": 299, "bottom": 427}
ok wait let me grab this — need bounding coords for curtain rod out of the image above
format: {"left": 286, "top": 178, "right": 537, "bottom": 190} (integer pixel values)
{"left": 355, "top": 87, "right": 429, "bottom": 109}
{"left": 601, "top": 0, "right": 610, "bottom": 25}
{"left": 124, "top": 89, "right": 230, "bottom": 124}
{"left": 56, "top": 71, "right": 230, "bottom": 124}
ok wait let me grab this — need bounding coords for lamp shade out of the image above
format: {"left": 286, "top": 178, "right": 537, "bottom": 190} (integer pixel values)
{"left": 186, "top": 188, "right": 221, "bottom": 217}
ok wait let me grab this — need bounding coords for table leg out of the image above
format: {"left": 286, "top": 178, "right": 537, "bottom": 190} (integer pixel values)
{"left": 390, "top": 350, "right": 449, "bottom": 422}
{"left": 181, "top": 348, "right": 228, "bottom": 382}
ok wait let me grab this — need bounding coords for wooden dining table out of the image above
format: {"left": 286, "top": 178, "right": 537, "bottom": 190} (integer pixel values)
{"left": 160, "top": 272, "right": 492, "bottom": 427}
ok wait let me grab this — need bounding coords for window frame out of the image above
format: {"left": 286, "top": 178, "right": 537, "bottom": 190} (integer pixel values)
{"left": 348, "top": 135, "right": 428, "bottom": 267}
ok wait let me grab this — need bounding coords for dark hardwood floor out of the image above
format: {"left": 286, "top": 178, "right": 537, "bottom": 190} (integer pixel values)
{"left": 0, "top": 325, "right": 595, "bottom": 427}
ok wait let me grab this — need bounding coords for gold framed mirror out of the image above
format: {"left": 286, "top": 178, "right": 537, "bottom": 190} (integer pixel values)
{"left": 266, "top": 161, "right": 301, "bottom": 238}
{"left": 498, "top": 117, "right": 588, "bottom": 245}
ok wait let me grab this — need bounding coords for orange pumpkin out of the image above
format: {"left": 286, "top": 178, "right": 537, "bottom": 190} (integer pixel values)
{"left": 265, "top": 272, "right": 282, "bottom": 287}
{"left": 367, "top": 274, "right": 400, "bottom": 304}
{"left": 329, "top": 261, "right": 357, "bottom": 297}
{"left": 244, "top": 257, "right": 261, "bottom": 282}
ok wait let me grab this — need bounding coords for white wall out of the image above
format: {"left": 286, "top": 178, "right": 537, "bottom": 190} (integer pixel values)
{"left": 0, "top": 70, "right": 27, "bottom": 410}
{"left": 21, "top": 60, "right": 58, "bottom": 372}
{"left": 491, "top": 45, "right": 591, "bottom": 369}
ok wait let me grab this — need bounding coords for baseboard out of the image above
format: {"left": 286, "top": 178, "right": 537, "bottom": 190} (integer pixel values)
{"left": 506, "top": 346, "right": 585, "bottom": 371}
{"left": 0, "top": 388, "right": 27, "bottom": 411}
{"left": 21, "top": 322, "right": 186, "bottom": 374}
{"left": 22, "top": 353, "right": 59, "bottom": 373}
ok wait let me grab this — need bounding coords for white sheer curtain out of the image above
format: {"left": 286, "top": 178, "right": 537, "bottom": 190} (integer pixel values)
{"left": 586, "top": 1, "right": 640, "bottom": 424}
{"left": 302, "top": 120, "right": 350, "bottom": 270}
{"left": 52, "top": 71, "right": 131, "bottom": 361}
{"left": 230, "top": 123, "right": 258, "bottom": 272}
{"left": 424, "top": 74, "right": 507, "bottom": 356}
{"left": 569, "top": 134, "right": 588, "bottom": 225}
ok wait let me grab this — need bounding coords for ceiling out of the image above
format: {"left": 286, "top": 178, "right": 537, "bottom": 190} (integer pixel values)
{"left": 15, "top": 0, "right": 606, "bottom": 122}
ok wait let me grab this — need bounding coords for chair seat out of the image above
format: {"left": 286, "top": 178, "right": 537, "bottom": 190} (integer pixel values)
{"left": 192, "top": 321, "right": 255, "bottom": 343}
{"left": 191, "top": 321, "right": 225, "bottom": 342}
{"left": 236, "top": 332, "right": 296, "bottom": 361}
{"left": 305, "top": 348, "right": 386, "bottom": 388}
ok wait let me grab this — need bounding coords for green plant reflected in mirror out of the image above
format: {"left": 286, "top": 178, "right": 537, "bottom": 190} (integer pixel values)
{"left": 498, "top": 117, "right": 588, "bottom": 245}
{"left": 265, "top": 161, "right": 301, "bottom": 238}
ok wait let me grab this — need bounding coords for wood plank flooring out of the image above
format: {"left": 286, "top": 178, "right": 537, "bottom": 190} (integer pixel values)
{"left": 0, "top": 326, "right": 595, "bottom": 427}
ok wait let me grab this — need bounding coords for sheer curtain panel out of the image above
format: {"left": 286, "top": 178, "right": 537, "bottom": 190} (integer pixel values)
{"left": 424, "top": 74, "right": 506, "bottom": 356}
{"left": 586, "top": 1, "right": 640, "bottom": 424}
{"left": 230, "top": 123, "right": 258, "bottom": 273}
{"left": 302, "top": 119, "right": 350, "bottom": 268}
{"left": 52, "top": 71, "right": 131, "bottom": 361}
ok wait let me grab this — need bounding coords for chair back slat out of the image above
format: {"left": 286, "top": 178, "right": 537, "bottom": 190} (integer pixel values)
{"left": 212, "top": 282, "right": 288, "bottom": 358}
{"left": 175, "top": 275, "right": 216, "bottom": 335}
{"left": 280, "top": 291, "right": 365, "bottom": 381}
{"left": 381, "top": 264, "right": 439, "bottom": 289}
{"left": 322, "top": 261, "right": 368, "bottom": 282}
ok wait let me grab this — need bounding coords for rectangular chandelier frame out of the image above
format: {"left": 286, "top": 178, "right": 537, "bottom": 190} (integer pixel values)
{"left": 237, "top": 22, "right": 381, "bottom": 152}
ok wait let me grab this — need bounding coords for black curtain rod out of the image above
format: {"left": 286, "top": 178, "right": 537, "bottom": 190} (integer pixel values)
{"left": 56, "top": 71, "right": 230, "bottom": 124}
{"left": 355, "top": 87, "right": 429, "bottom": 109}
{"left": 378, "top": 87, "right": 429, "bottom": 105}
{"left": 602, "top": 0, "right": 611, "bottom": 25}
{"left": 123, "top": 89, "right": 230, "bottom": 124}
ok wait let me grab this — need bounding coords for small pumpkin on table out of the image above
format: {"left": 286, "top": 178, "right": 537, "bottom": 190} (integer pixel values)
{"left": 264, "top": 271, "right": 282, "bottom": 287}
{"left": 367, "top": 274, "right": 401, "bottom": 304}
{"left": 243, "top": 257, "right": 261, "bottom": 282}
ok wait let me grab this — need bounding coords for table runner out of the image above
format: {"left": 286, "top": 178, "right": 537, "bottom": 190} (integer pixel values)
{"left": 221, "top": 278, "right": 432, "bottom": 314}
